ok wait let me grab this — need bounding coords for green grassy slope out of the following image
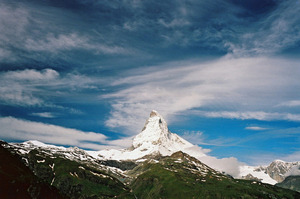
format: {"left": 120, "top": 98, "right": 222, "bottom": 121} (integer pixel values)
{"left": 25, "top": 149, "right": 134, "bottom": 199}
{"left": 2, "top": 141, "right": 300, "bottom": 199}
{"left": 130, "top": 152, "right": 300, "bottom": 199}
{"left": 0, "top": 141, "right": 66, "bottom": 199}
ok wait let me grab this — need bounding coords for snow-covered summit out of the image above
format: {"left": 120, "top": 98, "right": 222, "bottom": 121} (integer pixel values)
{"left": 132, "top": 110, "right": 193, "bottom": 153}
{"left": 96, "top": 110, "right": 205, "bottom": 160}
{"left": 132, "top": 110, "right": 169, "bottom": 148}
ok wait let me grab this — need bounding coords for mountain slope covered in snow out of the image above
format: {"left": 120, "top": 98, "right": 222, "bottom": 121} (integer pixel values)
{"left": 96, "top": 110, "right": 206, "bottom": 161}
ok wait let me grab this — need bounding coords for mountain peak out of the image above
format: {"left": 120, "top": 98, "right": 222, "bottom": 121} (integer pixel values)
{"left": 133, "top": 110, "right": 169, "bottom": 148}
{"left": 130, "top": 110, "right": 195, "bottom": 157}
{"left": 97, "top": 110, "right": 203, "bottom": 161}
{"left": 149, "top": 110, "right": 160, "bottom": 117}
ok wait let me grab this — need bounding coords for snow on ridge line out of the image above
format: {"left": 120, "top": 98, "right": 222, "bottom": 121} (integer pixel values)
{"left": 238, "top": 165, "right": 277, "bottom": 185}
{"left": 21, "top": 140, "right": 67, "bottom": 150}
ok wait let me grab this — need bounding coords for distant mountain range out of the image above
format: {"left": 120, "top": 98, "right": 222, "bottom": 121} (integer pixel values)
{"left": 1, "top": 110, "right": 299, "bottom": 198}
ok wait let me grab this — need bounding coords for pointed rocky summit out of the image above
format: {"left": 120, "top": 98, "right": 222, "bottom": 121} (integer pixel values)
{"left": 132, "top": 110, "right": 171, "bottom": 149}
{"left": 97, "top": 110, "right": 206, "bottom": 160}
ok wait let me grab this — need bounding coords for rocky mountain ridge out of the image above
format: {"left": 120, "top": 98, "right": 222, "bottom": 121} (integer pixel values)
{"left": 2, "top": 140, "right": 300, "bottom": 198}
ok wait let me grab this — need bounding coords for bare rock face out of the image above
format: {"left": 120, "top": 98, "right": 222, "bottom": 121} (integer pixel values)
{"left": 266, "top": 160, "right": 299, "bottom": 182}
{"left": 242, "top": 174, "right": 262, "bottom": 182}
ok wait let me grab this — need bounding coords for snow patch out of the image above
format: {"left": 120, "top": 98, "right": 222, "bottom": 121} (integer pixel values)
{"left": 239, "top": 165, "right": 277, "bottom": 185}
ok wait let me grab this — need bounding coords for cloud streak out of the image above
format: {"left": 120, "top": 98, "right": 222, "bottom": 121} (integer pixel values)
{"left": 0, "top": 116, "right": 132, "bottom": 150}
{"left": 103, "top": 56, "right": 300, "bottom": 133}
{"left": 245, "top": 126, "right": 269, "bottom": 131}
{"left": 0, "top": 117, "right": 106, "bottom": 150}
{"left": 0, "top": 68, "right": 98, "bottom": 107}
{"left": 196, "top": 111, "right": 300, "bottom": 122}
{"left": 31, "top": 112, "right": 57, "bottom": 118}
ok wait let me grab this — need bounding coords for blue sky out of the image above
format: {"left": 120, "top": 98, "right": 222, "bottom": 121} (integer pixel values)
{"left": 0, "top": 0, "right": 300, "bottom": 165}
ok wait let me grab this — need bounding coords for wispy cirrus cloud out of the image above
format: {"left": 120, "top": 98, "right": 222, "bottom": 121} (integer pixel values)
{"left": 0, "top": 0, "right": 299, "bottom": 67}
{"left": 181, "top": 131, "right": 237, "bottom": 147}
{"left": 25, "top": 33, "right": 128, "bottom": 55}
{"left": 247, "top": 150, "right": 300, "bottom": 166}
{"left": 103, "top": 56, "right": 300, "bottom": 134}
{"left": 31, "top": 112, "right": 57, "bottom": 118}
{"left": 283, "top": 151, "right": 300, "bottom": 163}
{"left": 245, "top": 126, "right": 269, "bottom": 131}
{"left": 276, "top": 100, "right": 300, "bottom": 107}
{"left": 0, "top": 68, "right": 98, "bottom": 107}
{"left": 228, "top": 0, "right": 300, "bottom": 56}
{"left": 195, "top": 111, "right": 300, "bottom": 122}
{"left": 0, "top": 0, "right": 130, "bottom": 64}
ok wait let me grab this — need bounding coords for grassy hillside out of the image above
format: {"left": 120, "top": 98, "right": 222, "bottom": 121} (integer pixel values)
{"left": 0, "top": 141, "right": 66, "bottom": 199}
{"left": 25, "top": 149, "right": 134, "bottom": 199}
{"left": 2, "top": 141, "right": 300, "bottom": 199}
{"left": 130, "top": 152, "right": 300, "bottom": 199}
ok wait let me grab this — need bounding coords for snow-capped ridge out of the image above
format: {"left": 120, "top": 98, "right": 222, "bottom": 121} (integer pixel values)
{"left": 239, "top": 159, "right": 300, "bottom": 184}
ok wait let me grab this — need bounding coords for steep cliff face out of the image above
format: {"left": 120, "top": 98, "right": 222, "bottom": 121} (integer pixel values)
{"left": 266, "top": 160, "right": 300, "bottom": 182}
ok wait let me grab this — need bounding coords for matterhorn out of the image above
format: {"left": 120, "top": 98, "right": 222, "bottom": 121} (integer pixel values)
{"left": 97, "top": 110, "right": 207, "bottom": 160}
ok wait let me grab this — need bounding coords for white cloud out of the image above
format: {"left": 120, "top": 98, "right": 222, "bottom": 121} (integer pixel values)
{"left": 245, "top": 126, "right": 268, "bottom": 131}
{"left": 0, "top": 117, "right": 106, "bottom": 149}
{"left": 31, "top": 112, "right": 56, "bottom": 118}
{"left": 25, "top": 33, "right": 128, "bottom": 55}
{"left": 285, "top": 165, "right": 300, "bottom": 176}
{"left": 25, "top": 33, "right": 88, "bottom": 52}
{"left": 0, "top": 116, "right": 133, "bottom": 150}
{"left": 0, "top": 69, "right": 58, "bottom": 106}
{"left": 245, "top": 149, "right": 300, "bottom": 166}
{"left": 103, "top": 56, "right": 300, "bottom": 133}
{"left": 0, "top": 3, "right": 29, "bottom": 62}
{"left": 199, "top": 156, "right": 242, "bottom": 178}
{"left": 181, "top": 131, "right": 205, "bottom": 145}
{"left": 282, "top": 151, "right": 300, "bottom": 163}
{"left": 277, "top": 100, "right": 300, "bottom": 107}
{"left": 106, "top": 136, "right": 134, "bottom": 149}
{"left": 228, "top": 0, "right": 300, "bottom": 56}
{"left": 181, "top": 131, "right": 236, "bottom": 147}
{"left": 196, "top": 111, "right": 300, "bottom": 122}
{"left": 0, "top": 68, "right": 98, "bottom": 107}
{"left": 3, "top": 68, "right": 59, "bottom": 81}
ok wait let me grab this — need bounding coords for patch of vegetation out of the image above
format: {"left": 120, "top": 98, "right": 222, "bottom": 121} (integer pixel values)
{"left": 26, "top": 150, "right": 134, "bottom": 199}
{"left": 130, "top": 153, "right": 300, "bottom": 199}
{"left": 0, "top": 141, "right": 66, "bottom": 199}
{"left": 2, "top": 142, "right": 300, "bottom": 199}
